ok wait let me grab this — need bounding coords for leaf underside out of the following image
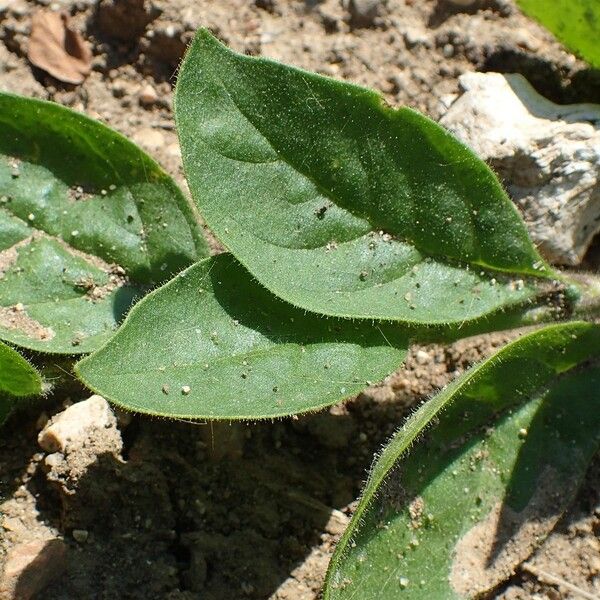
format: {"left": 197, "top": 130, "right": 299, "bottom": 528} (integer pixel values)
{"left": 176, "top": 29, "right": 552, "bottom": 325}
{"left": 517, "top": 0, "right": 600, "bottom": 68}
{"left": 76, "top": 254, "right": 408, "bottom": 419}
{"left": 324, "top": 322, "right": 600, "bottom": 599}
{"left": 0, "top": 93, "right": 207, "bottom": 353}
{"left": 0, "top": 340, "right": 42, "bottom": 424}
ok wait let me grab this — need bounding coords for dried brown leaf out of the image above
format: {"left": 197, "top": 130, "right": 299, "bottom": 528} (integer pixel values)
{"left": 27, "top": 10, "right": 92, "bottom": 85}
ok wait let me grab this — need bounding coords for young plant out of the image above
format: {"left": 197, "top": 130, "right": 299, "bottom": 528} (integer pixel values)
{"left": 1, "top": 29, "right": 599, "bottom": 598}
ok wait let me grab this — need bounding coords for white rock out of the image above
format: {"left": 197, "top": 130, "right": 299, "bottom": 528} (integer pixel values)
{"left": 440, "top": 72, "right": 600, "bottom": 266}
{"left": 38, "top": 395, "right": 116, "bottom": 454}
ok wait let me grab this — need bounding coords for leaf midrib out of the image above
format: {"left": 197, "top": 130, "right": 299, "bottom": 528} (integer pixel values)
{"left": 81, "top": 337, "right": 389, "bottom": 378}
{"left": 205, "top": 69, "right": 489, "bottom": 273}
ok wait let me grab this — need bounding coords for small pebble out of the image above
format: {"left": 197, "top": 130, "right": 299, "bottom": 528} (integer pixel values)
{"left": 443, "top": 43, "right": 454, "bottom": 58}
{"left": 72, "top": 529, "right": 89, "bottom": 543}
{"left": 415, "top": 350, "right": 430, "bottom": 365}
{"left": 139, "top": 84, "right": 158, "bottom": 106}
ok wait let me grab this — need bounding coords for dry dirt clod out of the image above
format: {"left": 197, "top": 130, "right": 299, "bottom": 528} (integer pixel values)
{"left": 441, "top": 72, "right": 600, "bottom": 266}
{"left": 27, "top": 10, "right": 92, "bottom": 85}
{"left": 34, "top": 396, "right": 124, "bottom": 536}
{"left": 0, "top": 539, "right": 67, "bottom": 600}
{"left": 138, "top": 83, "right": 158, "bottom": 106}
{"left": 324, "top": 510, "right": 350, "bottom": 536}
{"left": 133, "top": 126, "right": 165, "bottom": 151}
{"left": 38, "top": 394, "right": 118, "bottom": 455}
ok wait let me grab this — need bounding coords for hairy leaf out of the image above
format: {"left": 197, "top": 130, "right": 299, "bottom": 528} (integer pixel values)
{"left": 176, "top": 29, "right": 552, "bottom": 325}
{"left": 517, "top": 0, "right": 600, "bottom": 68}
{"left": 0, "top": 93, "right": 207, "bottom": 353}
{"left": 0, "top": 340, "right": 42, "bottom": 424}
{"left": 76, "top": 254, "right": 408, "bottom": 419}
{"left": 324, "top": 322, "right": 600, "bottom": 599}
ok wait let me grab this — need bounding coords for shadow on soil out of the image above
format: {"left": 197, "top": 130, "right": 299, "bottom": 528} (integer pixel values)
{"left": 0, "top": 386, "right": 409, "bottom": 599}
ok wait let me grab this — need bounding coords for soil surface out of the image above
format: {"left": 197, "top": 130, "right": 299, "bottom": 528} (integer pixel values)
{"left": 1, "top": 1, "right": 599, "bottom": 599}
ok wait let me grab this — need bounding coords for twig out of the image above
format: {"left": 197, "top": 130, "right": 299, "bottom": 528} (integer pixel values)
{"left": 522, "top": 562, "right": 600, "bottom": 600}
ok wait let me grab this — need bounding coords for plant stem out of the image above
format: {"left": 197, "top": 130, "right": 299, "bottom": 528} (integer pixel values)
{"left": 566, "top": 272, "right": 600, "bottom": 320}
{"left": 418, "top": 271, "right": 600, "bottom": 344}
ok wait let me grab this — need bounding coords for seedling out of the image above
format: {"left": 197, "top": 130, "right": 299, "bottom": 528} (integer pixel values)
{"left": 1, "top": 29, "right": 599, "bottom": 599}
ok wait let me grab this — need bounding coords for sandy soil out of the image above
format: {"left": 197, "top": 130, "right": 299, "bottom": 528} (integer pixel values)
{"left": 0, "top": 1, "right": 599, "bottom": 598}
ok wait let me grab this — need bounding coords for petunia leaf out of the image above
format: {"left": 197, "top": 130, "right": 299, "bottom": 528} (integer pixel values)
{"left": 0, "top": 93, "right": 207, "bottom": 353}
{"left": 175, "top": 29, "right": 554, "bottom": 326}
{"left": 75, "top": 254, "right": 408, "bottom": 419}
{"left": 324, "top": 322, "right": 600, "bottom": 599}
{"left": 0, "top": 340, "right": 42, "bottom": 424}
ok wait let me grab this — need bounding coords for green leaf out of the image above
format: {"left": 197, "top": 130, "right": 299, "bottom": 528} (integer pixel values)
{"left": 517, "top": 0, "right": 600, "bottom": 69}
{"left": 0, "top": 93, "right": 208, "bottom": 354}
{"left": 75, "top": 254, "right": 408, "bottom": 419}
{"left": 0, "top": 340, "right": 42, "bottom": 424}
{"left": 324, "top": 322, "right": 600, "bottom": 599}
{"left": 175, "top": 29, "right": 552, "bottom": 326}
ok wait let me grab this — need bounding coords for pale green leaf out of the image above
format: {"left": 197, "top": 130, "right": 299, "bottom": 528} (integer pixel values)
{"left": 517, "top": 0, "right": 600, "bottom": 68}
